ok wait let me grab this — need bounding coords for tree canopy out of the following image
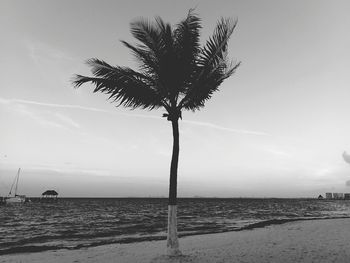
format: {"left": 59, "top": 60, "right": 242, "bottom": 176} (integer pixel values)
{"left": 73, "top": 10, "right": 240, "bottom": 121}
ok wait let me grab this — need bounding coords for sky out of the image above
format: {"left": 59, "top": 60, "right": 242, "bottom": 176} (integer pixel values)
{"left": 1, "top": 0, "right": 350, "bottom": 197}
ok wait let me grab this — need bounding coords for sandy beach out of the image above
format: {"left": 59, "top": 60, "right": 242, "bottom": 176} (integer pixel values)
{"left": 2, "top": 218, "right": 350, "bottom": 263}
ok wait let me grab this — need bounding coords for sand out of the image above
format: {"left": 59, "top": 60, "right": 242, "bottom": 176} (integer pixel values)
{"left": 2, "top": 218, "right": 350, "bottom": 263}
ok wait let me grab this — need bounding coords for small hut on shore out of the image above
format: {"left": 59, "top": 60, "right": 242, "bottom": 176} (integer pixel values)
{"left": 317, "top": 195, "right": 324, "bottom": 200}
{"left": 41, "top": 190, "right": 58, "bottom": 202}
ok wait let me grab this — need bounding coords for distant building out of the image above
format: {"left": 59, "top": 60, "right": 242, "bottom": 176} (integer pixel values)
{"left": 317, "top": 195, "right": 324, "bottom": 200}
{"left": 333, "top": 193, "right": 340, "bottom": 199}
{"left": 325, "top": 193, "right": 333, "bottom": 199}
{"left": 41, "top": 190, "right": 58, "bottom": 202}
{"left": 333, "top": 193, "right": 344, "bottom": 200}
{"left": 344, "top": 193, "right": 350, "bottom": 200}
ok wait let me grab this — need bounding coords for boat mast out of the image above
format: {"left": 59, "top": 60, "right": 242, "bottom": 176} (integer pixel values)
{"left": 14, "top": 168, "right": 21, "bottom": 196}
{"left": 9, "top": 168, "right": 21, "bottom": 196}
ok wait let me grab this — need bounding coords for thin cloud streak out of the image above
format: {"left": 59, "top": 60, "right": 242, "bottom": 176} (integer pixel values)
{"left": 0, "top": 97, "right": 267, "bottom": 136}
{"left": 1, "top": 98, "right": 113, "bottom": 113}
{"left": 14, "top": 104, "right": 66, "bottom": 130}
{"left": 54, "top": 112, "right": 80, "bottom": 128}
{"left": 1, "top": 97, "right": 161, "bottom": 119}
{"left": 182, "top": 120, "right": 268, "bottom": 136}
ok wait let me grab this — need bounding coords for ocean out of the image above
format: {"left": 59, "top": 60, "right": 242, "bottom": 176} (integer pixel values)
{"left": 1, "top": 198, "right": 350, "bottom": 255}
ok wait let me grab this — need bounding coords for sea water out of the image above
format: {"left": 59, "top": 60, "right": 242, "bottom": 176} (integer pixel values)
{"left": 1, "top": 198, "right": 350, "bottom": 255}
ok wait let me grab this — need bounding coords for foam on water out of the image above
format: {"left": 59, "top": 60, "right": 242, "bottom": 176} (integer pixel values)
{"left": 1, "top": 198, "right": 350, "bottom": 255}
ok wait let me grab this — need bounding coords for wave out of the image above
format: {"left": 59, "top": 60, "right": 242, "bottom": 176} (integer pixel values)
{"left": 1, "top": 215, "right": 349, "bottom": 256}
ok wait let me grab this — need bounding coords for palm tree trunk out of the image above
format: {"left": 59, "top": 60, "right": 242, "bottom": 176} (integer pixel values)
{"left": 167, "top": 119, "right": 181, "bottom": 256}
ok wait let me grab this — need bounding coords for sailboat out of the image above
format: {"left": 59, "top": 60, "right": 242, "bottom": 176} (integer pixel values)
{"left": 6, "top": 168, "right": 26, "bottom": 204}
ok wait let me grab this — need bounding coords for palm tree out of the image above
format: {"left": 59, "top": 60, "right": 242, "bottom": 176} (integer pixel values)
{"left": 73, "top": 10, "right": 240, "bottom": 256}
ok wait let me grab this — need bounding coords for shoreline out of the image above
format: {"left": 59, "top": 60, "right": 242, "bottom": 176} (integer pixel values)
{"left": 2, "top": 217, "right": 350, "bottom": 262}
{"left": 2, "top": 215, "right": 350, "bottom": 256}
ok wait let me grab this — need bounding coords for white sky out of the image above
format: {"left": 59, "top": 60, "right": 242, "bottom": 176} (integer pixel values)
{"left": 1, "top": 0, "right": 350, "bottom": 197}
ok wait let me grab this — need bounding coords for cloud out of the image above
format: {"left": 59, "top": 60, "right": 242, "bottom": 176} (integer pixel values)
{"left": 24, "top": 39, "right": 79, "bottom": 88}
{"left": 25, "top": 40, "right": 75, "bottom": 63}
{"left": 0, "top": 97, "right": 10, "bottom": 104}
{"left": 264, "top": 148, "right": 291, "bottom": 157}
{"left": 54, "top": 112, "right": 80, "bottom": 128}
{"left": 27, "top": 165, "right": 114, "bottom": 177}
{"left": 346, "top": 180, "right": 350, "bottom": 187}
{"left": 0, "top": 97, "right": 267, "bottom": 136}
{"left": 0, "top": 97, "right": 158, "bottom": 118}
{"left": 183, "top": 119, "right": 268, "bottom": 136}
{"left": 342, "top": 151, "right": 350, "bottom": 164}
{"left": 14, "top": 104, "right": 66, "bottom": 129}
{"left": 0, "top": 98, "right": 80, "bottom": 130}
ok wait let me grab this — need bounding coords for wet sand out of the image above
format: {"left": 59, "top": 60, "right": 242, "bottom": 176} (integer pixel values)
{"left": 2, "top": 218, "right": 350, "bottom": 263}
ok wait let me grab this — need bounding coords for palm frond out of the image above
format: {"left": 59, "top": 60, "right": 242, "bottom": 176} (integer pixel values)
{"left": 174, "top": 9, "right": 201, "bottom": 58}
{"left": 180, "top": 59, "right": 240, "bottom": 110}
{"left": 73, "top": 59, "right": 164, "bottom": 110}
{"left": 155, "top": 16, "right": 173, "bottom": 51}
{"left": 173, "top": 9, "right": 202, "bottom": 91}
{"left": 150, "top": 17, "right": 179, "bottom": 100}
{"left": 178, "top": 17, "right": 240, "bottom": 110}
{"left": 128, "top": 17, "right": 176, "bottom": 103}
{"left": 129, "top": 18, "right": 161, "bottom": 57}
{"left": 121, "top": 40, "right": 159, "bottom": 74}
{"left": 199, "top": 18, "right": 237, "bottom": 67}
